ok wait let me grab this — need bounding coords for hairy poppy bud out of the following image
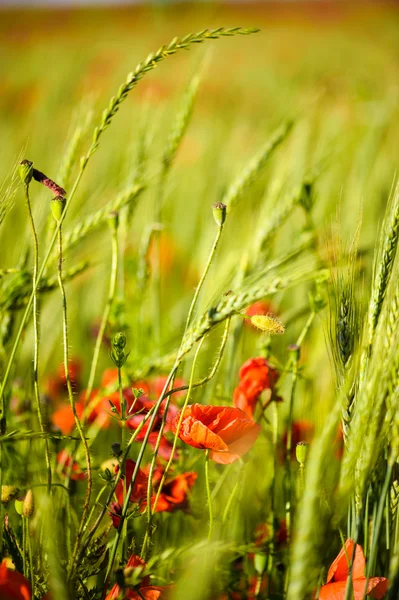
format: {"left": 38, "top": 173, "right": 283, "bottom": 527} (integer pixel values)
{"left": 296, "top": 441, "right": 308, "bottom": 466}
{"left": 1, "top": 485, "right": 19, "bottom": 505}
{"left": 19, "top": 160, "right": 34, "bottom": 186}
{"left": 250, "top": 314, "right": 285, "bottom": 335}
{"left": 51, "top": 196, "right": 66, "bottom": 222}
{"left": 212, "top": 202, "right": 227, "bottom": 227}
{"left": 23, "top": 489, "right": 34, "bottom": 518}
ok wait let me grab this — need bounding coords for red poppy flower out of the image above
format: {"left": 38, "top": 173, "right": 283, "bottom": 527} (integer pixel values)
{"left": 57, "top": 449, "right": 86, "bottom": 481}
{"left": 319, "top": 539, "right": 388, "bottom": 599}
{"left": 115, "top": 459, "right": 148, "bottom": 505}
{"left": 233, "top": 357, "right": 279, "bottom": 419}
{"left": 172, "top": 404, "right": 261, "bottom": 464}
{"left": 105, "top": 554, "right": 171, "bottom": 600}
{"left": 108, "top": 501, "right": 122, "bottom": 529}
{"left": 151, "top": 472, "right": 197, "bottom": 513}
{"left": 0, "top": 560, "right": 31, "bottom": 600}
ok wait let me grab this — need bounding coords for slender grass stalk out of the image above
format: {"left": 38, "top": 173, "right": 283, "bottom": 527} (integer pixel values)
{"left": 141, "top": 336, "right": 206, "bottom": 558}
{"left": 205, "top": 450, "right": 214, "bottom": 541}
{"left": 82, "top": 213, "right": 119, "bottom": 423}
{"left": 23, "top": 180, "right": 52, "bottom": 492}
{"left": 183, "top": 209, "right": 226, "bottom": 337}
{"left": 53, "top": 212, "right": 92, "bottom": 580}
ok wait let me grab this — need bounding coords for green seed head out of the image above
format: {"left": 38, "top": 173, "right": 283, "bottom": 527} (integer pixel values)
{"left": 212, "top": 202, "right": 227, "bottom": 227}
{"left": 296, "top": 441, "right": 309, "bottom": 465}
{"left": 19, "top": 160, "right": 34, "bottom": 186}
{"left": 14, "top": 497, "right": 24, "bottom": 516}
{"left": 51, "top": 196, "right": 66, "bottom": 222}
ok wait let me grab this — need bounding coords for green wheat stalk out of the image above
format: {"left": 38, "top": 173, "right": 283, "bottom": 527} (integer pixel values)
{"left": 0, "top": 27, "right": 259, "bottom": 405}
{"left": 223, "top": 120, "right": 293, "bottom": 210}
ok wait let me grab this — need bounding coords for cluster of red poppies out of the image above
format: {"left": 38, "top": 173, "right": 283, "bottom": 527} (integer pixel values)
{"left": 108, "top": 458, "right": 198, "bottom": 527}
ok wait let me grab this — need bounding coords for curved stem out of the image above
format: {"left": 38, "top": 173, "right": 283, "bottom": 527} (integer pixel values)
{"left": 205, "top": 450, "right": 214, "bottom": 541}
{"left": 103, "top": 365, "right": 178, "bottom": 594}
{"left": 183, "top": 224, "right": 224, "bottom": 337}
{"left": 78, "top": 405, "right": 157, "bottom": 563}
{"left": 55, "top": 225, "right": 92, "bottom": 581}
{"left": 24, "top": 184, "right": 52, "bottom": 492}
{"left": 141, "top": 336, "right": 206, "bottom": 558}
{"left": 83, "top": 221, "right": 119, "bottom": 423}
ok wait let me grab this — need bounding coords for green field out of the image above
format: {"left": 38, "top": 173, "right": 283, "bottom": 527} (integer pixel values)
{"left": 0, "top": 4, "right": 399, "bottom": 599}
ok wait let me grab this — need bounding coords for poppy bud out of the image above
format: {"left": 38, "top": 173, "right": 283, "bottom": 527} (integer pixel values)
{"left": 296, "top": 441, "right": 308, "bottom": 465}
{"left": 212, "top": 202, "right": 227, "bottom": 227}
{"left": 1, "top": 485, "right": 19, "bottom": 505}
{"left": 51, "top": 196, "right": 66, "bottom": 222}
{"left": 111, "top": 442, "right": 122, "bottom": 457}
{"left": 250, "top": 314, "right": 285, "bottom": 335}
{"left": 14, "top": 497, "right": 24, "bottom": 516}
{"left": 19, "top": 160, "right": 34, "bottom": 186}
{"left": 23, "top": 489, "right": 34, "bottom": 518}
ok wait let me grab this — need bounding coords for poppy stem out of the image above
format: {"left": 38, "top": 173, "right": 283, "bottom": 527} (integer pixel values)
{"left": 205, "top": 449, "right": 214, "bottom": 541}
{"left": 23, "top": 182, "right": 52, "bottom": 493}
{"left": 82, "top": 212, "right": 119, "bottom": 425}
{"left": 142, "top": 335, "right": 206, "bottom": 556}
{"left": 183, "top": 218, "right": 225, "bottom": 339}
{"left": 56, "top": 224, "right": 92, "bottom": 581}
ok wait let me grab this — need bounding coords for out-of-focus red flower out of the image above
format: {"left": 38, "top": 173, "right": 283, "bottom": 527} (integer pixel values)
{"left": 57, "top": 449, "right": 86, "bottom": 481}
{"left": 245, "top": 300, "right": 274, "bottom": 323}
{"left": 0, "top": 561, "right": 31, "bottom": 600}
{"left": 115, "top": 459, "right": 148, "bottom": 506}
{"left": 151, "top": 472, "right": 197, "bottom": 513}
{"left": 52, "top": 403, "right": 81, "bottom": 435}
{"left": 233, "top": 357, "right": 280, "bottom": 419}
{"left": 254, "top": 519, "right": 287, "bottom": 548}
{"left": 319, "top": 539, "right": 388, "bottom": 599}
{"left": 108, "top": 501, "right": 122, "bottom": 529}
{"left": 45, "top": 359, "right": 82, "bottom": 400}
{"left": 105, "top": 554, "right": 171, "bottom": 600}
{"left": 172, "top": 404, "right": 261, "bottom": 465}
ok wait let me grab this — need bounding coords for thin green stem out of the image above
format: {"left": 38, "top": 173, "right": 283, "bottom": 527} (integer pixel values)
{"left": 78, "top": 405, "right": 157, "bottom": 563}
{"left": 55, "top": 225, "right": 92, "bottom": 581}
{"left": 363, "top": 463, "right": 393, "bottom": 597}
{"left": 83, "top": 217, "right": 119, "bottom": 423}
{"left": 183, "top": 224, "right": 224, "bottom": 337}
{"left": 24, "top": 184, "right": 52, "bottom": 492}
{"left": 141, "top": 336, "right": 206, "bottom": 558}
{"left": 22, "top": 517, "right": 26, "bottom": 578}
{"left": 103, "top": 365, "right": 179, "bottom": 594}
{"left": 205, "top": 450, "right": 214, "bottom": 541}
